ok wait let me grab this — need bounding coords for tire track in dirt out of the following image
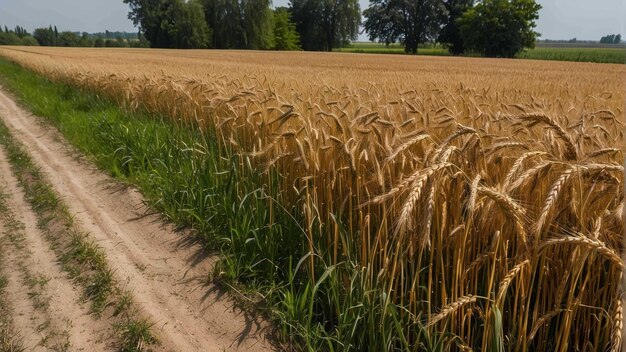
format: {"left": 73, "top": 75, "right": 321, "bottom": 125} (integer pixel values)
{"left": 0, "top": 225, "right": 45, "bottom": 351}
{"left": 0, "top": 144, "right": 111, "bottom": 351}
{"left": 0, "top": 87, "right": 274, "bottom": 351}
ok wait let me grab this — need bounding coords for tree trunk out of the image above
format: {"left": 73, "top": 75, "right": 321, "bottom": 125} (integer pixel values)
{"left": 327, "top": 11, "right": 336, "bottom": 51}
{"left": 405, "top": 37, "right": 418, "bottom": 54}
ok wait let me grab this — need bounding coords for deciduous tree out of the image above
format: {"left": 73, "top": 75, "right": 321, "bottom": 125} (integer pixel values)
{"left": 166, "top": 0, "right": 211, "bottom": 48}
{"left": 363, "top": 0, "right": 447, "bottom": 54}
{"left": 200, "top": 0, "right": 274, "bottom": 49}
{"left": 123, "top": 0, "right": 211, "bottom": 48}
{"left": 439, "top": 0, "right": 473, "bottom": 55}
{"left": 290, "top": 0, "right": 360, "bottom": 51}
{"left": 58, "top": 31, "right": 81, "bottom": 47}
{"left": 123, "top": 0, "right": 167, "bottom": 47}
{"left": 273, "top": 7, "right": 301, "bottom": 50}
{"left": 459, "top": 0, "right": 541, "bottom": 57}
{"left": 33, "top": 27, "right": 56, "bottom": 46}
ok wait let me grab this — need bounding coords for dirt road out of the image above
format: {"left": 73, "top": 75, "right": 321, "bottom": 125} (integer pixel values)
{"left": 0, "top": 86, "right": 275, "bottom": 351}
{"left": 0, "top": 143, "right": 110, "bottom": 351}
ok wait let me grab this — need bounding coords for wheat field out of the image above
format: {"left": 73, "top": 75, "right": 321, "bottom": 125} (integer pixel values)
{"left": 0, "top": 47, "right": 623, "bottom": 351}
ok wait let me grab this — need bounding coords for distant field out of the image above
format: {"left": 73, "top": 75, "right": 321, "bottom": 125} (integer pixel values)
{"left": 517, "top": 46, "right": 625, "bottom": 64}
{"left": 334, "top": 42, "right": 449, "bottom": 55}
{"left": 337, "top": 41, "right": 625, "bottom": 63}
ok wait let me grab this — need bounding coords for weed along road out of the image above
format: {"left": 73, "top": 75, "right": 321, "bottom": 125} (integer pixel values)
{"left": 0, "top": 86, "right": 275, "bottom": 351}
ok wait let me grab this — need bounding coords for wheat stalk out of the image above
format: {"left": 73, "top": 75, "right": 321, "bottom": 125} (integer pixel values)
{"left": 427, "top": 295, "right": 477, "bottom": 327}
{"left": 514, "top": 112, "right": 578, "bottom": 160}
{"left": 611, "top": 297, "right": 623, "bottom": 352}
{"left": 535, "top": 167, "right": 575, "bottom": 236}
{"left": 496, "top": 259, "right": 530, "bottom": 303}
{"left": 541, "top": 234, "right": 623, "bottom": 268}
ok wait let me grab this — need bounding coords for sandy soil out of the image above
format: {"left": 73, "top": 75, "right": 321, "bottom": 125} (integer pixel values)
{"left": 0, "top": 86, "right": 275, "bottom": 351}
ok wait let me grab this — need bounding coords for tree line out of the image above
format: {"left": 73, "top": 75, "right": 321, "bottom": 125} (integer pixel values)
{"left": 2, "top": 0, "right": 544, "bottom": 57}
{"left": 31, "top": 26, "right": 149, "bottom": 47}
{"left": 124, "top": 0, "right": 542, "bottom": 57}
{"left": 600, "top": 34, "right": 622, "bottom": 44}
{"left": 123, "top": 0, "right": 304, "bottom": 50}
{"left": 0, "top": 25, "right": 150, "bottom": 48}
{"left": 0, "top": 25, "right": 38, "bottom": 46}
{"left": 364, "top": 0, "right": 541, "bottom": 57}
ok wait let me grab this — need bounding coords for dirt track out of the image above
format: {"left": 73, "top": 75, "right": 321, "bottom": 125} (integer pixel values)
{"left": 0, "top": 86, "right": 274, "bottom": 351}
{"left": 0, "top": 142, "right": 110, "bottom": 351}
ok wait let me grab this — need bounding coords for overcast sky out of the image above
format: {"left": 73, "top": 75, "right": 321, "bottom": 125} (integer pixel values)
{"left": 0, "top": 0, "right": 624, "bottom": 41}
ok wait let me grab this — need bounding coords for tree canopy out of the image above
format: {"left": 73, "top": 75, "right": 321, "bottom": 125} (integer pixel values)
{"left": 0, "top": 26, "right": 38, "bottom": 46}
{"left": 291, "top": 0, "right": 361, "bottom": 51}
{"left": 167, "top": 0, "right": 211, "bottom": 49}
{"left": 363, "top": 0, "right": 447, "bottom": 54}
{"left": 3, "top": 0, "right": 550, "bottom": 55}
{"left": 459, "top": 0, "right": 541, "bottom": 57}
{"left": 202, "top": 0, "right": 275, "bottom": 49}
{"left": 58, "top": 31, "right": 82, "bottom": 47}
{"left": 273, "top": 7, "right": 301, "bottom": 50}
{"left": 33, "top": 26, "right": 57, "bottom": 46}
{"left": 124, "top": 0, "right": 211, "bottom": 49}
{"left": 439, "top": 0, "right": 473, "bottom": 55}
{"left": 600, "top": 34, "right": 622, "bottom": 44}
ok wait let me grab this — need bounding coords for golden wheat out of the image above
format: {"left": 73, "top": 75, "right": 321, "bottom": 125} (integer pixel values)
{"left": 0, "top": 46, "right": 622, "bottom": 351}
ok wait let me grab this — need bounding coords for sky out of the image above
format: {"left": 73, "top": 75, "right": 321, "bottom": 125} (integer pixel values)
{"left": 0, "top": 0, "right": 624, "bottom": 41}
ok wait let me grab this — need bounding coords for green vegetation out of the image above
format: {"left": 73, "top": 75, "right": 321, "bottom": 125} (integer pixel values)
{"left": 166, "top": 0, "right": 212, "bottom": 49}
{"left": 2, "top": 0, "right": 619, "bottom": 62}
{"left": 31, "top": 26, "right": 148, "bottom": 48}
{"left": 459, "top": 0, "right": 541, "bottom": 57}
{"left": 124, "top": 0, "right": 359, "bottom": 51}
{"left": 600, "top": 34, "right": 622, "bottom": 44}
{"left": 202, "top": 0, "right": 274, "bottom": 49}
{"left": 122, "top": 0, "right": 303, "bottom": 50}
{"left": 1, "top": 24, "right": 147, "bottom": 48}
{"left": 290, "top": 0, "right": 361, "bottom": 51}
{"left": 334, "top": 42, "right": 448, "bottom": 55}
{"left": 334, "top": 42, "right": 625, "bottom": 64}
{"left": 0, "top": 25, "right": 38, "bottom": 46}
{"left": 272, "top": 7, "right": 301, "bottom": 51}
{"left": 363, "top": 0, "right": 447, "bottom": 54}
{"left": 517, "top": 46, "right": 626, "bottom": 64}
{"left": 0, "top": 88, "right": 157, "bottom": 351}
{"left": 123, "top": 0, "right": 211, "bottom": 49}
{"left": 439, "top": 0, "right": 474, "bottom": 55}
{"left": 363, "top": 0, "right": 541, "bottom": 57}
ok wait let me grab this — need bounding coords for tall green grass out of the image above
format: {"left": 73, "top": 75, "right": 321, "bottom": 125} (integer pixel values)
{"left": 0, "top": 58, "right": 449, "bottom": 351}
